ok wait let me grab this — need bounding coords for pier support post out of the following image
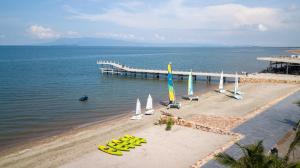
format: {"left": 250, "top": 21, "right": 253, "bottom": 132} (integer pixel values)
{"left": 194, "top": 75, "right": 196, "bottom": 81}
{"left": 206, "top": 76, "right": 211, "bottom": 83}
{"left": 224, "top": 77, "right": 226, "bottom": 83}
{"left": 156, "top": 74, "right": 159, "bottom": 79}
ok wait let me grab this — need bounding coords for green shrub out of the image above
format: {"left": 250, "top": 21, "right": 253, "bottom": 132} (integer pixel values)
{"left": 165, "top": 118, "right": 174, "bottom": 131}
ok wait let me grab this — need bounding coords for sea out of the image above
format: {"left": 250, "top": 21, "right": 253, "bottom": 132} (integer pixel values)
{"left": 0, "top": 46, "right": 291, "bottom": 150}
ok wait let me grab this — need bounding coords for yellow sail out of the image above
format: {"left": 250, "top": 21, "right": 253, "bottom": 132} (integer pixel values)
{"left": 167, "top": 63, "right": 175, "bottom": 102}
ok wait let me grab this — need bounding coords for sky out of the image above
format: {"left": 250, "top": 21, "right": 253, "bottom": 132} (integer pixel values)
{"left": 0, "top": 0, "right": 300, "bottom": 46}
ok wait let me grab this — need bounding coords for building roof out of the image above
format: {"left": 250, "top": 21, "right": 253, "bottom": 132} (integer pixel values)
{"left": 257, "top": 56, "right": 300, "bottom": 64}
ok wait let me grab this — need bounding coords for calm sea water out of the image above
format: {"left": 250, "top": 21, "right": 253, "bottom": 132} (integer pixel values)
{"left": 0, "top": 46, "right": 289, "bottom": 150}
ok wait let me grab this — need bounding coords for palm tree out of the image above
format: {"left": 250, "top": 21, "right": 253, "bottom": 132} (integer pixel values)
{"left": 215, "top": 140, "right": 271, "bottom": 167}
{"left": 216, "top": 101, "right": 300, "bottom": 167}
{"left": 215, "top": 140, "right": 299, "bottom": 168}
{"left": 286, "top": 131, "right": 300, "bottom": 163}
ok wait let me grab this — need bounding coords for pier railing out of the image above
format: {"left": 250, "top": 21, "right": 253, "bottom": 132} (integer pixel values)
{"left": 96, "top": 60, "right": 300, "bottom": 84}
{"left": 96, "top": 60, "right": 239, "bottom": 82}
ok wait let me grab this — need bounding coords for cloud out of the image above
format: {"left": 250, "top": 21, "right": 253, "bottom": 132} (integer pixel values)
{"left": 0, "top": 34, "right": 5, "bottom": 39}
{"left": 66, "top": 31, "right": 80, "bottom": 37}
{"left": 258, "top": 24, "right": 268, "bottom": 32}
{"left": 28, "top": 25, "right": 60, "bottom": 39}
{"left": 65, "top": 1, "right": 282, "bottom": 31}
{"left": 154, "top": 33, "right": 165, "bottom": 40}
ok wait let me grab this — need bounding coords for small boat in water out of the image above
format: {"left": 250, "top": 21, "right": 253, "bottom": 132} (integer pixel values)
{"left": 79, "top": 95, "right": 88, "bottom": 101}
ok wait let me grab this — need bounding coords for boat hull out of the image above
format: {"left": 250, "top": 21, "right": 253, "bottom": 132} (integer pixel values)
{"left": 145, "top": 109, "right": 154, "bottom": 115}
{"left": 182, "top": 96, "right": 199, "bottom": 101}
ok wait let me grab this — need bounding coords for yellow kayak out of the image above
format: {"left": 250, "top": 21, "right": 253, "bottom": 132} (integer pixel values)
{"left": 98, "top": 145, "right": 122, "bottom": 156}
{"left": 112, "top": 139, "right": 135, "bottom": 148}
{"left": 107, "top": 141, "right": 130, "bottom": 151}
{"left": 128, "top": 138, "right": 142, "bottom": 146}
{"left": 124, "top": 134, "right": 147, "bottom": 143}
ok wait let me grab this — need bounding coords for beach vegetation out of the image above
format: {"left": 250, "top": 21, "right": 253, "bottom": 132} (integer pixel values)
{"left": 215, "top": 140, "right": 300, "bottom": 168}
{"left": 165, "top": 118, "right": 174, "bottom": 131}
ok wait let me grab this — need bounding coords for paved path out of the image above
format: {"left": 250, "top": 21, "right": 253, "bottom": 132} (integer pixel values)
{"left": 202, "top": 91, "right": 300, "bottom": 168}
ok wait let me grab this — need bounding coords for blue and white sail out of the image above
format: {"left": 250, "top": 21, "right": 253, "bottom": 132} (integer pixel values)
{"left": 188, "top": 70, "right": 193, "bottom": 96}
{"left": 182, "top": 70, "right": 199, "bottom": 101}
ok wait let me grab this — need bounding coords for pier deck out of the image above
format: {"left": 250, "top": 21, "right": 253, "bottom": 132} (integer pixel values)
{"left": 97, "top": 60, "right": 300, "bottom": 84}
{"left": 97, "top": 60, "right": 237, "bottom": 78}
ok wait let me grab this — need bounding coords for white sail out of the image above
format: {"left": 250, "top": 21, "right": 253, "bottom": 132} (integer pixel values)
{"left": 219, "top": 71, "right": 224, "bottom": 90}
{"left": 234, "top": 72, "right": 238, "bottom": 95}
{"left": 188, "top": 70, "right": 193, "bottom": 96}
{"left": 233, "top": 73, "right": 243, "bottom": 100}
{"left": 146, "top": 94, "right": 153, "bottom": 110}
{"left": 136, "top": 98, "right": 141, "bottom": 115}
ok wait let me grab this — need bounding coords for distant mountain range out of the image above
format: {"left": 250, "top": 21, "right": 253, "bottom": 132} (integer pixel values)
{"left": 43, "top": 37, "right": 142, "bottom": 46}
{"left": 41, "top": 37, "right": 233, "bottom": 47}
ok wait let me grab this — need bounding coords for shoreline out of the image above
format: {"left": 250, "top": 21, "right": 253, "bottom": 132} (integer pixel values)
{"left": 0, "top": 83, "right": 217, "bottom": 157}
{"left": 0, "top": 83, "right": 299, "bottom": 168}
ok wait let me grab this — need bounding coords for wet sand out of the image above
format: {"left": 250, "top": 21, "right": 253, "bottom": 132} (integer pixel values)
{"left": 0, "top": 83, "right": 299, "bottom": 168}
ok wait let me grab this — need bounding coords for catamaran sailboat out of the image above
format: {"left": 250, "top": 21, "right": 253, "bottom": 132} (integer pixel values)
{"left": 145, "top": 94, "right": 154, "bottom": 115}
{"left": 130, "top": 98, "right": 142, "bottom": 120}
{"left": 219, "top": 71, "right": 226, "bottom": 93}
{"left": 182, "top": 70, "right": 199, "bottom": 101}
{"left": 166, "top": 63, "right": 181, "bottom": 109}
{"left": 233, "top": 72, "right": 243, "bottom": 100}
{"left": 233, "top": 72, "right": 243, "bottom": 95}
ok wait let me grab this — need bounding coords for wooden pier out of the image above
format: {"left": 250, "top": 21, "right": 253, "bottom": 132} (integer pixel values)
{"left": 97, "top": 60, "right": 300, "bottom": 84}
{"left": 97, "top": 60, "right": 237, "bottom": 82}
{"left": 257, "top": 56, "right": 300, "bottom": 74}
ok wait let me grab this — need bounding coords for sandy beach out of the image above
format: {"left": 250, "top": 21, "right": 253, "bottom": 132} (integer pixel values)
{"left": 0, "top": 83, "right": 299, "bottom": 168}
